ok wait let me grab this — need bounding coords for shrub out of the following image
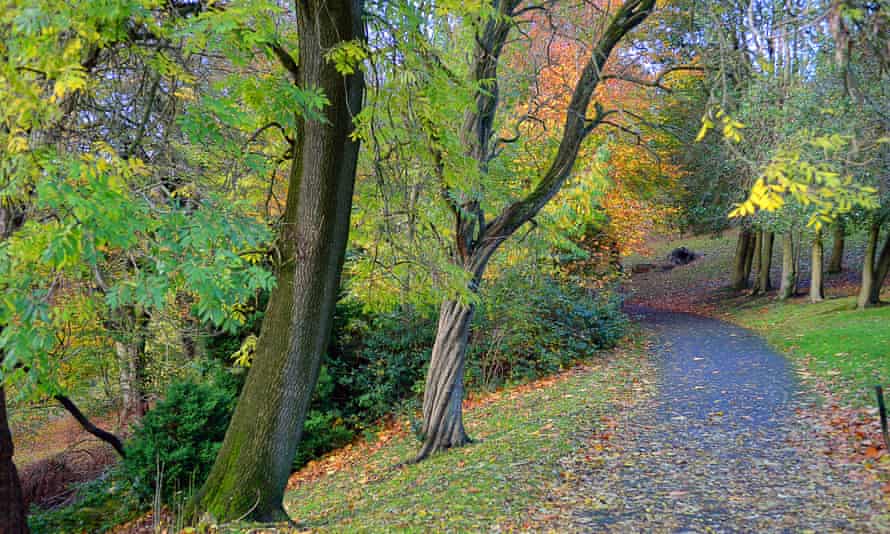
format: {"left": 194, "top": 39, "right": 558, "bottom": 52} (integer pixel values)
{"left": 121, "top": 367, "right": 238, "bottom": 502}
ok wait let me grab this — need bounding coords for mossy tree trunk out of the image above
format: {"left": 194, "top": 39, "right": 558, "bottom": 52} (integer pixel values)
{"left": 779, "top": 232, "right": 798, "bottom": 300}
{"left": 871, "top": 233, "right": 890, "bottom": 303}
{"left": 417, "top": 0, "right": 656, "bottom": 460}
{"left": 828, "top": 221, "right": 845, "bottom": 274}
{"left": 189, "top": 0, "right": 365, "bottom": 522}
{"left": 810, "top": 229, "right": 825, "bottom": 303}
{"left": 857, "top": 223, "right": 880, "bottom": 309}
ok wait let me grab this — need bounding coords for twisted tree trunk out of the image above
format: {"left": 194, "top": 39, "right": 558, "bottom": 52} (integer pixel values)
{"left": 417, "top": 0, "right": 656, "bottom": 461}
{"left": 416, "top": 300, "right": 475, "bottom": 461}
{"left": 810, "top": 229, "right": 825, "bottom": 303}
{"left": 189, "top": 0, "right": 364, "bottom": 522}
{"left": 114, "top": 306, "right": 148, "bottom": 423}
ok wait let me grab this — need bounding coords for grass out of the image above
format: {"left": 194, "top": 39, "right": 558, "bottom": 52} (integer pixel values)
{"left": 267, "top": 342, "right": 654, "bottom": 533}
{"left": 732, "top": 297, "right": 890, "bottom": 407}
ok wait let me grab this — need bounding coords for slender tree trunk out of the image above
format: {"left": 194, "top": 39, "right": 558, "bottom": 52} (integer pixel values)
{"left": 870, "top": 230, "right": 890, "bottom": 304}
{"left": 858, "top": 223, "right": 880, "bottom": 309}
{"left": 828, "top": 221, "right": 845, "bottom": 274}
{"left": 751, "top": 230, "right": 765, "bottom": 288}
{"left": 114, "top": 306, "right": 148, "bottom": 423}
{"left": 416, "top": 300, "right": 475, "bottom": 461}
{"left": 779, "top": 232, "right": 798, "bottom": 300}
{"left": 743, "top": 230, "right": 756, "bottom": 286}
{"left": 189, "top": 0, "right": 364, "bottom": 522}
{"left": 753, "top": 231, "right": 774, "bottom": 295}
{"left": 810, "top": 229, "right": 825, "bottom": 303}
{"left": 732, "top": 228, "right": 754, "bottom": 290}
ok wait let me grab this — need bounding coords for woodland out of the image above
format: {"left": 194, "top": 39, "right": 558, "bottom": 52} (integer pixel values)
{"left": 0, "top": 0, "right": 888, "bottom": 532}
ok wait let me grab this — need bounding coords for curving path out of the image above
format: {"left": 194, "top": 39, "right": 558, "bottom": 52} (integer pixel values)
{"left": 546, "top": 309, "right": 887, "bottom": 533}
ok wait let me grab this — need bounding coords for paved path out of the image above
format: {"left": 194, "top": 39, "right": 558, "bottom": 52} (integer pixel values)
{"left": 546, "top": 310, "right": 886, "bottom": 533}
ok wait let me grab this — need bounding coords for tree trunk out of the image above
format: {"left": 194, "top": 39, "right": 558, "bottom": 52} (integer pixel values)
{"left": 870, "top": 229, "right": 890, "bottom": 304}
{"left": 858, "top": 223, "right": 880, "bottom": 309}
{"left": 810, "top": 229, "right": 825, "bottom": 303}
{"left": 752, "top": 230, "right": 763, "bottom": 286}
{"left": 754, "top": 231, "right": 774, "bottom": 294}
{"left": 0, "top": 206, "right": 29, "bottom": 533}
{"left": 189, "top": 0, "right": 364, "bottom": 523}
{"left": 828, "top": 221, "right": 845, "bottom": 274}
{"left": 743, "top": 230, "right": 757, "bottom": 286}
{"left": 415, "top": 0, "right": 656, "bottom": 463}
{"left": 779, "top": 232, "right": 797, "bottom": 300}
{"left": 0, "top": 380, "right": 29, "bottom": 534}
{"left": 732, "top": 229, "right": 754, "bottom": 290}
{"left": 114, "top": 306, "right": 148, "bottom": 423}
{"left": 416, "top": 300, "right": 475, "bottom": 461}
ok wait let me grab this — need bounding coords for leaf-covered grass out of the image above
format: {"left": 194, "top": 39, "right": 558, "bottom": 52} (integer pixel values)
{"left": 732, "top": 297, "right": 890, "bottom": 407}
{"left": 269, "top": 342, "right": 653, "bottom": 533}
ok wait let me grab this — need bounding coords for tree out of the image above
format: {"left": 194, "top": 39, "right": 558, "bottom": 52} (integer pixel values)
{"left": 189, "top": 0, "right": 366, "bottom": 522}
{"left": 413, "top": 0, "right": 657, "bottom": 460}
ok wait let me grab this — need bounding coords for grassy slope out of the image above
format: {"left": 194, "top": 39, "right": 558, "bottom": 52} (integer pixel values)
{"left": 628, "top": 228, "right": 890, "bottom": 407}
{"left": 269, "top": 343, "right": 653, "bottom": 533}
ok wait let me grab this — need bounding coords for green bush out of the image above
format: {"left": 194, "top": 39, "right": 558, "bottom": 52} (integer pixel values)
{"left": 28, "top": 475, "right": 142, "bottom": 534}
{"left": 468, "top": 272, "right": 627, "bottom": 389}
{"left": 121, "top": 368, "right": 238, "bottom": 502}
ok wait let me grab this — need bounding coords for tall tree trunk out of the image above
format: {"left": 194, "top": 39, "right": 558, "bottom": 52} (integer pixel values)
{"left": 753, "top": 231, "right": 774, "bottom": 295}
{"left": 810, "top": 229, "right": 825, "bottom": 303}
{"left": 416, "top": 300, "right": 475, "bottom": 461}
{"left": 0, "top": 376, "right": 29, "bottom": 534}
{"left": 779, "top": 232, "right": 797, "bottom": 300}
{"left": 743, "top": 230, "right": 757, "bottom": 286}
{"left": 732, "top": 228, "right": 754, "bottom": 290}
{"left": 760, "top": 231, "right": 774, "bottom": 292}
{"left": 114, "top": 306, "right": 148, "bottom": 423}
{"left": 870, "top": 229, "right": 890, "bottom": 304}
{"left": 189, "top": 0, "right": 364, "bottom": 522}
{"left": 828, "top": 221, "right": 845, "bottom": 274}
{"left": 858, "top": 223, "right": 880, "bottom": 309}
{"left": 752, "top": 230, "right": 763, "bottom": 285}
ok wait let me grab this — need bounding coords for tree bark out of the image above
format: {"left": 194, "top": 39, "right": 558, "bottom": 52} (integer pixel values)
{"left": 416, "top": 300, "right": 475, "bottom": 461}
{"left": 189, "top": 0, "right": 365, "bottom": 523}
{"left": 743, "top": 229, "right": 757, "bottom": 287}
{"left": 732, "top": 228, "right": 754, "bottom": 290}
{"left": 828, "top": 221, "right": 845, "bottom": 274}
{"left": 858, "top": 223, "right": 880, "bottom": 309}
{"left": 810, "top": 229, "right": 825, "bottom": 303}
{"left": 752, "top": 230, "right": 763, "bottom": 288}
{"left": 779, "top": 232, "right": 797, "bottom": 300}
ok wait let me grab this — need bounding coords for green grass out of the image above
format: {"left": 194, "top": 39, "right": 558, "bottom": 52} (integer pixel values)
{"left": 271, "top": 344, "right": 653, "bottom": 533}
{"left": 732, "top": 297, "right": 890, "bottom": 407}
